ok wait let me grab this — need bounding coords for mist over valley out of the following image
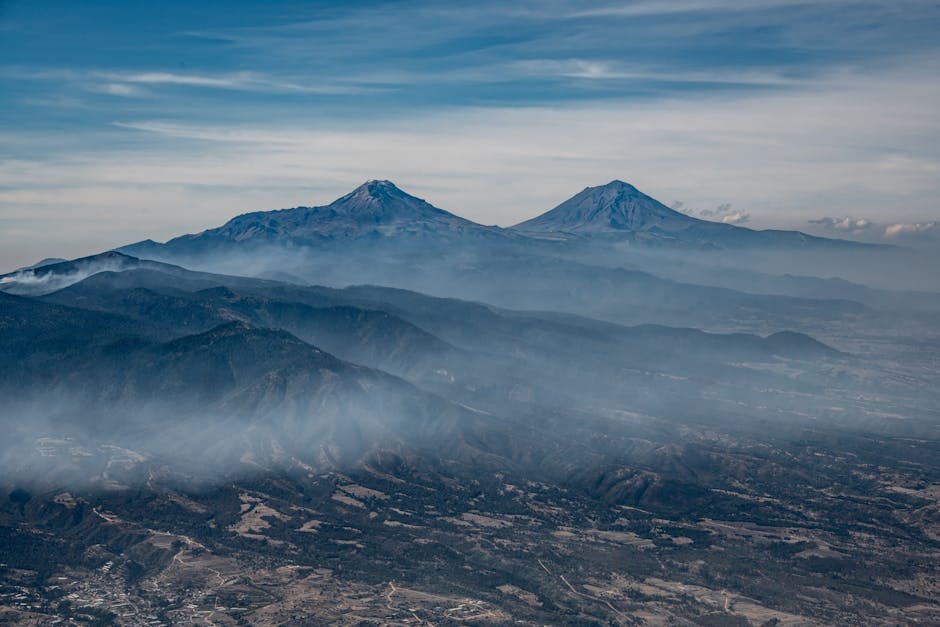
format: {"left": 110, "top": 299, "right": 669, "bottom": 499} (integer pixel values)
{"left": 2, "top": 179, "right": 939, "bottom": 624}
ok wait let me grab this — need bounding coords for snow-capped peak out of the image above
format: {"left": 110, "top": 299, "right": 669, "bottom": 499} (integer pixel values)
{"left": 514, "top": 180, "right": 691, "bottom": 233}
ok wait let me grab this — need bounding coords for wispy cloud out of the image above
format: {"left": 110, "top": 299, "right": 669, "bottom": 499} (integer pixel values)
{"left": 98, "top": 71, "right": 262, "bottom": 89}
{"left": 570, "top": 0, "right": 820, "bottom": 18}
{"left": 510, "top": 59, "right": 802, "bottom": 86}
{"left": 83, "top": 82, "right": 146, "bottom": 97}
{"left": 177, "top": 0, "right": 940, "bottom": 94}
{"left": 2, "top": 0, "right": 940, "bottom": 269}
{"left": 3, "top": 59, "right": 933, "bottom": 237}
{"left": 4, "top": 68, "right": 382, "bottom": 96}
{"left": 110, "top": 120, "right": 308, "bottom": 143}
{"left": 91, "top": 71, "right": 379, "bottom": 95}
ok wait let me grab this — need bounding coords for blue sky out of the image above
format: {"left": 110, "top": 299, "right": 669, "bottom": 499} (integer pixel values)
{"left": 2, "top": 0, "right": 939, "bottom": 269}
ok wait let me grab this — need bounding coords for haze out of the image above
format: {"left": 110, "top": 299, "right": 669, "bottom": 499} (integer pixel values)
{"left": 2, "top": 3, "right": 940, "bottom": 625}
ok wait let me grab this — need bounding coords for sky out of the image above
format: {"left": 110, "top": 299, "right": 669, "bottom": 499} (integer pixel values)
{"left": 1, "top": 0, "right": 940, "bottom": 270}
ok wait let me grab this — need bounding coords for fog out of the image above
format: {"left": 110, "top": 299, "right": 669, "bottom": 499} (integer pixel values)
{"left": 2, "top": 234, "right": 939, "bottom": 495}
{"left": 0, "top": 387, "right": 470, "bottom": 492}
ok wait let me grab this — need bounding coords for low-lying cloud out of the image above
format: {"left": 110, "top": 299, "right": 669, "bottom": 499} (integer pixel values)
{"left": 808, "top": 216, "right": 873, "bottom": 234}
{"left": 807, "top": 216, "right": 937, "bottom": 241}
{"left": 0, "top": 257, "right": 135, "bottom": 296}
{"left": 675, "top": 202, "right": 751, "bottom": 224}
{"left": 884, "top": 221, "right": 936, "bottom": 238}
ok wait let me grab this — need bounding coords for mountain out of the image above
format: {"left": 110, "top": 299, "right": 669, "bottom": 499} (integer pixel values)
{"left": 3, "top": 270, "right": 937, "bottom": 627}
{"left": 4, "top": 185, "right": 940, "bottom": 624}
{"left": 120, "top": 180, "right": 508, "bottom": 261}
{"left": 0, "top": 294, "right": 507, "bottom": 475}
{"left": 42, "top": 274, "right": 462, "bottom": 382}
{"left": 28, "top": 263, "right": 857, "bottom": 422}
{"left": 514, "top": 180, "right": 697, "bottom": 234}
{"left": 101, "top": 180, "right": 893, "bottom": 320}
{"left": 43, "top": 263, "right": 844, "bottom": 368}
{"left": 0, "top": 247, "right": 874, "bottom": 335}
{"left": 97, "top": 180, "right": 890, "bottom": 335}
{"left": 513, "top": 180, "right": 867, "bottom": 248}
{"left": 14, "top": 257, "right": 68, "bottom": 271}
{"left": 1, "top": 267, "right": 858, "bottom": 479}
{"left": 0, "top": 291, "right": 148, "bottom": 378}
{"left": 0, "top": 251, "right": 182, "bottom": 297}
{"left": 120, "top": 179, "right": 868, "bottom": 260}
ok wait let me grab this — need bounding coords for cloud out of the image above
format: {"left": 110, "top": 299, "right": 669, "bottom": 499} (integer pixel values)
{"left": 570, "top": 0, "right": 822, "bottom": 18}
{"left": 99, "top": 71, "right": 256, "bottom": 89}
{"left": 884, "top": 222, "right": 936, "bottom": 237}
{"left": 7, "top": 68, "right": 381, "bottom": 96}
{"left": 84, "top": 82, "right": 146, "bottom": 97}
{"left": 92, "top": 71, "right": 364, "bottom": 94}
{"left": 808, "top": 216, "right": 873, "bottom": 233}
{"left": 689, "top": 203, "right": 751, "bottom": 224}
{"left": 807, "top": 216, "right": 937, "bottom": 241}
{"left": 2, "top": 54, "right": 940, "bottom": 271}
{"left": 168, "top": 0, "right": 940, "bottom": 100}
{"left": 509, "top": 59, "right": 800, "bottom": 86}
{"left": 718, "top": 210, "right": 750, "bottom": 224}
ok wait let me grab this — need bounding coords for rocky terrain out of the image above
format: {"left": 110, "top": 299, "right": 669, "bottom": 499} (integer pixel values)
{"left": 2, "top": 180, "right": 939, "bottom": 625}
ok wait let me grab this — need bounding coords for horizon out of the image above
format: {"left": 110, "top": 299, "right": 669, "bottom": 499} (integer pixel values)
{"left": 0, "top": 176, "right": 871, "bottom": 274}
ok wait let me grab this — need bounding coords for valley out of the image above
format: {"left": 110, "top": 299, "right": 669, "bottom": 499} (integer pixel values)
{"left": 2, "top": 414, "right": 939, "bottom": 625}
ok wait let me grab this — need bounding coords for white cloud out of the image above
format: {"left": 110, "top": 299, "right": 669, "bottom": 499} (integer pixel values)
{"left": 806, "top": 216, "right": 938, "bottom": 242}
{"left": 884, "top": 222, "right": 936, "bottom": 237}
{"left": 571, "top": 0, "right": 822, "bottom": 18}
{"left": 719, "top": 211, "right": 750, "bottom": 224}
{"left": 8, "top": 68, "right": 380, "bottom": 96}
{"left": 808, "top": 216, "right": 873, "bottom": 232}
{"left": 99, "top": 71, "right": 254, "bottom": 89}
{"left": 510, "top": 59, "right": 800, "bottom": 85}
{"left": 2, "top": 57, "right": 940, "bottom": 269}
{"left": 698, "top": 203, "right": 751, "bottom": 224}
{"left": 85, "top": 82, "right": 145, "bottom": 97}
{"left": 96, "top": 70, "right": 385, "bottom": 95}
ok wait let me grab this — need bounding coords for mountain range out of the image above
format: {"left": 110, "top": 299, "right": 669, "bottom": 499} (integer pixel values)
{"left": 95, "top": 179, "right": 916, "bottom": 335}
{"left": 2, "top": 178, "right": 939, "bottom": 625}
{"left": 119, "top": 179, "right": 865, "bottom": 260}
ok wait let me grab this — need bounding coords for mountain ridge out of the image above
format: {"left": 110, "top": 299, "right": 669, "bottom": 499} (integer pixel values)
{"left": 113, "top": 179, "right": 873, "bottom": 260}
{"left": 513, "top": 180, "right": 868, "bottom": 249}
{"left": 121, "top": 180, "right": 506, "bottom": 260}
{"left": 514, "top": 180, "right": 702, "bottom": 233}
